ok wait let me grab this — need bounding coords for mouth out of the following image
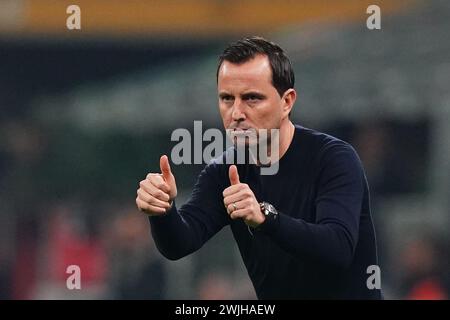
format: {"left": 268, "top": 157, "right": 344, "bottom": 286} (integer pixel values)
{"left": 230, "top": 125, "right": 253, "bottom": 132}
{"left": 228, "top": 127, "right": 258, "bottom": 144}
{"left": 230, "top": 127, "right": 256, "bottom": 135}
{"left": 233, "top": 128, "right": 250, "bottom": 133}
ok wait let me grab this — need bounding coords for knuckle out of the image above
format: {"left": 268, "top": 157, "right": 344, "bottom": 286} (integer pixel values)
{"left": 157, "top": 190, "right": 166, "bottom": 199}
{"left": 139, "top": 190, "right": 148, "bottom": 200}
{"left": 162, "top": 183, "right": 170, "bottom": 190}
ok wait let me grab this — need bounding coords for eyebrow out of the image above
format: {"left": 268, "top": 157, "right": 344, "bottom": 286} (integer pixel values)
{"left": 241, "top": 92, "right": 266, "bottom": 99}
{"left": 218, "top": 91, "right": 266, "bottom": 99}
{"left": 218, "top": 92, "right": 233, "bottom": 99}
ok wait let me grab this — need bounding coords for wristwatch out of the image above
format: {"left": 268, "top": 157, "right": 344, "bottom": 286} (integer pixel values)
{"left": 260, "top": 202, "right": 278, "bottom": 218}
{"left": 258, "top": 201, "right": 279, "bottom": 232}
{"left": 246, "top": 202, "right": 279, "bottom": 236}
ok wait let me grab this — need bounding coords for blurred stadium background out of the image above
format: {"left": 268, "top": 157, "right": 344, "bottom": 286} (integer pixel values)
{"left": 0, "top": 0, "right": 449, "bottom": 299}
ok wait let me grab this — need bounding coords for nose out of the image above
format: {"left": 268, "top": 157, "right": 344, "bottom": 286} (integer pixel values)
{"left": 232, "top": 99, "right": 246, "bottom": 122}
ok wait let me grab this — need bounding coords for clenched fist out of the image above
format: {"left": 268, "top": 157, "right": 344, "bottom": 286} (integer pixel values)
{"left": 136, "top": 155, "right": 178, "bottom": 216}
{"left": 223, "top": 165, "right": 265, "bottom": 228}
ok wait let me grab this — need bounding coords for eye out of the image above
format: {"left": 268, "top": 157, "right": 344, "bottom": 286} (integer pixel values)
{"left": 221, "top": 95, "right": 234, "bottom": 103}
{"left": 247, "top": 95, "right": 260, "bottom": 101}
{"left": 244, "top": 94, "right": 263, "bottom": 103}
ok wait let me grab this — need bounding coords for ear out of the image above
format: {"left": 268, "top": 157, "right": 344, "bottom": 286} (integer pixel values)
{"left": 281, "top": 88, "right": 297, "bottom": 118}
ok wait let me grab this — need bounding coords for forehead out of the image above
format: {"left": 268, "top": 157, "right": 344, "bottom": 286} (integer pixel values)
{"left": 218, "top": 54, "right": 272, "bottom": 89}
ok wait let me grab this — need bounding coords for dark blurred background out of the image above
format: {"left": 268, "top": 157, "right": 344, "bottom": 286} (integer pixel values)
{"left": 0, "top": 0, "right": 449, "bottom": 299}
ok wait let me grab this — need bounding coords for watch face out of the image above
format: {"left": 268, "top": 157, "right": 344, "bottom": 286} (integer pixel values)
{"left": 261, "top": 202, "right": 277, "bottom": 216}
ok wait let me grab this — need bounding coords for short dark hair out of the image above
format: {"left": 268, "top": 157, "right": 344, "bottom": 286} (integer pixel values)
{"left": 217, "top": 36, "right": 295, "bottom": 97}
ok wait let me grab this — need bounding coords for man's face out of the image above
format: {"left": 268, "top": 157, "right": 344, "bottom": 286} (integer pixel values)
{"left": 217, "top": 54, "right": 286, "bottom": 146}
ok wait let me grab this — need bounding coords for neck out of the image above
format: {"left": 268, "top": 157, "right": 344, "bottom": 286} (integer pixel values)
{"left": 251, "top": 120, "right": 295, "bottom": 166}
{"left": 277, "top": 120, "right": 295, "bottom": 161}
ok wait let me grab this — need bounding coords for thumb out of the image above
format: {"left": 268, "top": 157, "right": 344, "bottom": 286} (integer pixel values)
{"left": 229, "top": 165, "right": 240, "bottom": 185}
{"left": 160, "top": 155, "right": 172, "bottom": 181}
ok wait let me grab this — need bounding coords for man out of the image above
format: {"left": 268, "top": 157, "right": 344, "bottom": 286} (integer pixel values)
{"left": 136, "top": 37, "right": 382, "bottom": 299}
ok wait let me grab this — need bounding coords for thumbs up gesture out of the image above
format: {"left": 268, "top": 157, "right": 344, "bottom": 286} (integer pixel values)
{"left": 159, "top": 155, "right": 177, "bottom": 200}
{"left": 136, "top": 155, "right": 178, "bottom": 216}
{"left": 222, "top": 165, "right": 265, "bottom": 228}
{"left": 228, "top": 164, "right": 240, "bottom": 185}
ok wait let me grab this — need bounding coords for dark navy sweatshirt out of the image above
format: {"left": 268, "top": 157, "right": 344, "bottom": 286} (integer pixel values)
{"left": 149, "top": 125, "right": 382, "bottom": 299}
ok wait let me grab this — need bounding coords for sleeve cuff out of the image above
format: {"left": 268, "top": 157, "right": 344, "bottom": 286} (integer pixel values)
{"left": 256, "top": 211, "right": 281, "bottom": 235}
